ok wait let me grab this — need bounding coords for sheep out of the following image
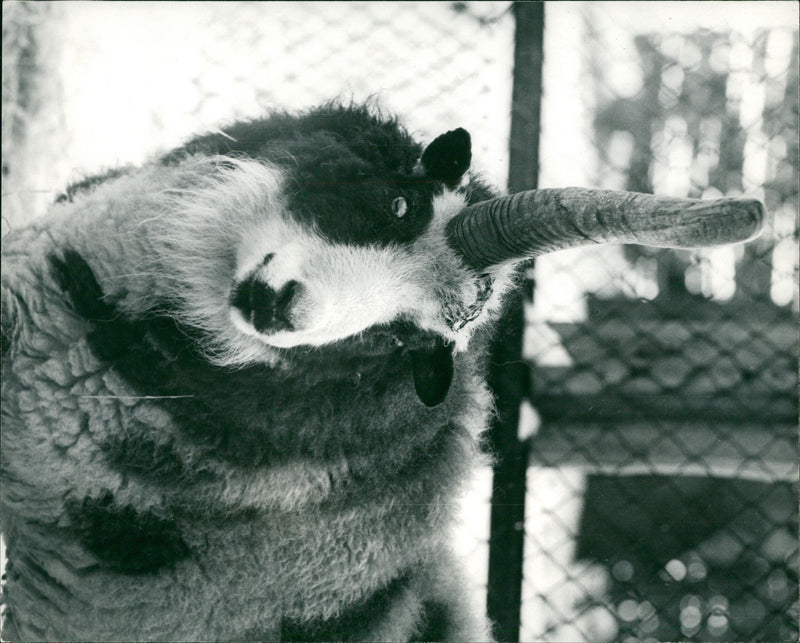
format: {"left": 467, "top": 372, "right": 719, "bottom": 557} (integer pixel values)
{"left": 0, "top": 102, "right": 764, "bottom": 641}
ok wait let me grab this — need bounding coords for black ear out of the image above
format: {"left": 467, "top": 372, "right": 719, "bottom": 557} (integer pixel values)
{"left": 420, "top": 128, "right": 471, "bottom": 185}
{"left": 409, "top": 339, "right": 455, "bottom": 407}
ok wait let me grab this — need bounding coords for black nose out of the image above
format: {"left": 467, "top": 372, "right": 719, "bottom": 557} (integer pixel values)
{"left": 231, "top": 275, "right": 299, "bottom": 333}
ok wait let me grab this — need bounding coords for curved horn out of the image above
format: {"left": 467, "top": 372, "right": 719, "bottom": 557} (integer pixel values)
{"left": 446, "top": 188, "right": 766, "bottom": 272}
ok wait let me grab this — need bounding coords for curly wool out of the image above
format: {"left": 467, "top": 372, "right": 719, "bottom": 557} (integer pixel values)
{"left": 1, "top": 104, "right": 504, "bottom": 641}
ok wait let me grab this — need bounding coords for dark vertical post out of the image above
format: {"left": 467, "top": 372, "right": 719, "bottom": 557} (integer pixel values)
{"left": 507, "top": 2, "right": 544, "bottom": 194}
{"left": 485, "top": 3, "right": 544, "bottom": 641}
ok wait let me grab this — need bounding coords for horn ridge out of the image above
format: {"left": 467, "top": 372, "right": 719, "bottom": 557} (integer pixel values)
{"left": 447, "top": 188, "right": 766, "bottom": 272}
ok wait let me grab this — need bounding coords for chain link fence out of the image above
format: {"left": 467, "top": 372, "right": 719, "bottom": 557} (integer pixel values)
{"left": 1, "top": 0, "right": 514, "bottom": 624}
{"left": 523, "top": 3, "right": 798, "bottom": 641}
{"left": 1, "top": 1, "right": 515, "bottom": 228}
{"left": 2, "top": 3, "right": 798, "bottom": 642}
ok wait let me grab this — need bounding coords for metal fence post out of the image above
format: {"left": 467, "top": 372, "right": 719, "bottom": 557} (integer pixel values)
{"left": 486, "top": 3, "right": 544, "bottom": 641}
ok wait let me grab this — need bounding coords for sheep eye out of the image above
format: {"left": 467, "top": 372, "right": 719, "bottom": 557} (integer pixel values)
{"left": 391, "top": 196, "right": 408, "bottom": 218}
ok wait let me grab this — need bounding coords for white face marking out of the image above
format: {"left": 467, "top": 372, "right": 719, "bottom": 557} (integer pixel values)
{"left": 155, "top": 156, "right": 515, "bottom": 364}
{"left": 225, "top": 184, "right": 483, "bottom": 350}
{"left": 226, "top": 184, "right": 521, "bottom": 353}
{"left": 231, "top": 224, "right": 433, "bottom": 348}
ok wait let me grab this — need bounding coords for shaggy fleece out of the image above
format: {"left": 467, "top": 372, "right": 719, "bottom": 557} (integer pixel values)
{"left": 1, "top": 104, "right": 507, "bottom": 641}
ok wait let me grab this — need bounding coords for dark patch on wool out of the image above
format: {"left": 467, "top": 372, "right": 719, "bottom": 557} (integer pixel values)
{"left": 0, "top": 608, "right": 23, "bottom": 642}
{"left": 53, "top": 104, "right": 496, "bottom": 252}
{"left": 160, "top": 103, "right": 494, "bottom": 247}
{"left": 48, "top": 249, "right": 148, "bottom": 361}
{"left": 55, "top": 167, "right": 130, "bottom": 204}
{"left": 413, "top": 601, "right": 451, "bottom": 642}
{"left": 49, "top": 249, "right": 115, "bottom": 321}
{"left": 66, "top": 493, "right": 189, "bottom": 573}
{"left": 279, "top": 571, "right": 412, "bottom": 642}
{"left": 46, "top": 250, "right": 471, "bottom": 485}
{"left": 278, "top": 130, "right": 439, "bottom": 246}
{"left": 99, "top": 431, "right": 197, "bottom": 484}
{"left": 162, "top": 103, "right": 416, "bottom": 170}
{"left": 1, "top": 308, "right": 12, "bottom": 357}
{"left": 102, "top": 320, "right": 453, "bottom": 471}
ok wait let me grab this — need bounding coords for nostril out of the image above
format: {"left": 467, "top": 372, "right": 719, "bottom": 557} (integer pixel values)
{"left": 276, "top": 281, "right": 299, "bottom": 319}
{"left": 250, "top": 280, "right": 276, "bottom": 332}
{"left": 230, "top": 275, "right": 257, "bottom": 319}
{"left": 230, "top": 275, "right": 299, "bottom": 334}
{"left": 262, "top": 280, "right": 298, "bottom": 332}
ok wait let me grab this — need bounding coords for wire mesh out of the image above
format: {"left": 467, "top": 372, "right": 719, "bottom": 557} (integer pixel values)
{"left": 1, "top": 0, "right": 515, "bottom": 626}
{"left": 523, "top": 3, "right": 799, "bottom": 641}
{"left": 1, "top": 1, "right": 515, "bottom": 229}
{"left": 2, "top": 3, "right": 798, "bottom": 642}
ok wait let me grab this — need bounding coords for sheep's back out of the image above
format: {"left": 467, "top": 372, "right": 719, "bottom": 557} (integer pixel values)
{"left": 1, "top": 207, "right": 492, "bottom": 639}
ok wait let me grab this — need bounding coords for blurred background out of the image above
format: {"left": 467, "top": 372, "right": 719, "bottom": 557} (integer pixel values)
{"left": 2, "top": 2, "right": 797, "bottom": 641}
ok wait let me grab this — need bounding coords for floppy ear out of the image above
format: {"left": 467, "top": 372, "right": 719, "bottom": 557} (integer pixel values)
{"left": 409, "top": 339, "right": 455, "bottom": 407}
{"left": 420, "top": 128, "right": 471, "bottom": 186}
